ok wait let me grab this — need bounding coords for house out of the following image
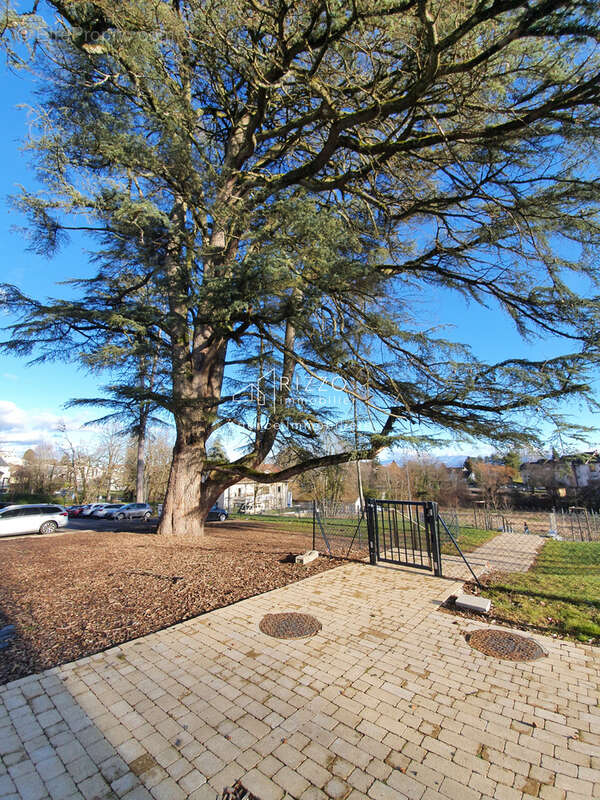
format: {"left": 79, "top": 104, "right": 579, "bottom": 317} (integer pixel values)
{"left": 520, "top": 451, "right": 600, "bottom": 491}
{"left": 0, "top": 456, "right": 11, "bottom": 493}
{"left": 219, "top": 465, "right": 290, "bottom": 511}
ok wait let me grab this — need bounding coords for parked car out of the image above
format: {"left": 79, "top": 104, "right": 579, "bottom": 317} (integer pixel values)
{"left": 207, "top": 505, "right": 228, "bottom": 522}
{"left": 93, "top": 503, "right": 125, "bottom": 518}
{"left": 105, "top": 502, "right": 153, "bottom": 520}
{"left": 89, "top": 504, "right": 110, "bottom": 517}
{"left": 80, "top": 503, "right": 105, "bottom": 517}
{"left": 0, "top": 504, "right": 68, "bottom": 537}
{"left": 67, "top": 505, "right": 85, "bottom": 517}
{"left": 237, "top": 501, "right": 265, "bottom": 514}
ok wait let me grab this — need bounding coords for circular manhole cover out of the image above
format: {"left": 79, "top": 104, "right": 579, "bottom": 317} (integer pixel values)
{"left": 259, "top": 612, "right": 322, "bottom": 639}
{"left": 467, "top": 628, "right": 546, "bottom": 661}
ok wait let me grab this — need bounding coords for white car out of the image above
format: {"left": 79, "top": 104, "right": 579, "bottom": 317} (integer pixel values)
{"left": 80, "top": 503, "right": 105, "bottom": 517}
{"left": 0, "top": 504, "right": 68, "bottom": 537}
{"left": 237, "top": 501, "right": 266, "bottom": 514}
{"left": 93, "top": 503, "right": 124, "bottom": 518}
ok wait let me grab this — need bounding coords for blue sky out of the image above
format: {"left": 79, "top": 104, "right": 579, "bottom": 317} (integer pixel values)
{"left": 0, "top": 57, "right": 598, "bottom": 459}
{"left": 0, "top": 61, "right": 105, "bottom": 452}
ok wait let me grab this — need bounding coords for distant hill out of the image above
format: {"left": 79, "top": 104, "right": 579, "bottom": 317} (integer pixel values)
{"left": 382, "top": 453, "right": 469, "bottom": 468}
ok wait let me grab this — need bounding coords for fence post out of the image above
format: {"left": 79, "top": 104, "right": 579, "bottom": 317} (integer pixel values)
{"left": 584, "top": 509, "right": 592, "bottom": 542}
{"left": 427, "top": 502, "right": 443, "bottom": 578}
{"left": 312, "top": 500, "right": 316, "bottom": 551}
{"left": 365, "top": 498, "right": 378, "bottom": 565}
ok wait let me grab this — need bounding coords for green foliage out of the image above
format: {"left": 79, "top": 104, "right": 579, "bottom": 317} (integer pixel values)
{"left": 2, "top": 1, "right": 600, "bottom": 526}
{"left": 501, "top": 451, "right": 522, "bottom": 481}
{"left": 207, "top": 436, "right": 228, "bottom": 464}
{"left": 1, "top": 493, "right": 55, "bottom": 505}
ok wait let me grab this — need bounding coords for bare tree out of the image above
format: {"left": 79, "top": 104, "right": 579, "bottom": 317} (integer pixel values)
{"left": 96, "top": 425, "right": 125, "bottom": 501}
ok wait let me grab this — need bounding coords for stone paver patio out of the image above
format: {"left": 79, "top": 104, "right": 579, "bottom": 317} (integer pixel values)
{"left": 1, "top": 562, "right": 599, "bottom": 800}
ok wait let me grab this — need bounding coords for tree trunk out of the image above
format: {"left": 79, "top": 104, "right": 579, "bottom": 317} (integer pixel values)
{"left": 135, "top": 425, "right": 146, "bottom": 503}
{"left": 158, "top": 445, "right": 204, "bottom": 535}
{"left": 157, "top": 442, "right": 224, "bottom": 536}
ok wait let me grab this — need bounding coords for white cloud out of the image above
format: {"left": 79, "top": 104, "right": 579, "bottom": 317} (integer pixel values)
{"left": 0, "top": 401, "right": 28, "bottom": 431}
{"left": 2, "top": 373, "right": 18, "bottom": 381}
{"left": 0, "top": 400, "right": 85, "bottom": 452}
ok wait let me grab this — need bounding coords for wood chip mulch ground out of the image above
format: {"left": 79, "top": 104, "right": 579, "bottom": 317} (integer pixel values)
{"left": 0, "top": 522, "right": 354, "bottom": 686}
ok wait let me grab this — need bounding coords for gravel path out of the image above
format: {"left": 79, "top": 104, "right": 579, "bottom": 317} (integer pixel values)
{"left": 439, "top": 530, "right": 545, "bottom": 580}
{"left": 468, "top": 530, "right": 545, "bottom": 574}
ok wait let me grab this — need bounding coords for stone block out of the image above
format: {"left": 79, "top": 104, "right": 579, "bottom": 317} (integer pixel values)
{"left": 455, "top": 594, "right": 491, "bottom": 614}
{"left": 295, "top": 550, "right": 319, "bottom": 565}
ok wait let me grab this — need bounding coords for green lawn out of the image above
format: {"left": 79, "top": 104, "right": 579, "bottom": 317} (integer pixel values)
{"left": 481, "top": 541, "right": 600, "bottom": 642}
{"left": 232, "top": 513, "right": 495, "bottom": 553}
{"left": 229, "top": 511, "right": 366, "bottom": 540}
{"left": 230, "top": 512, "right": 316, "bottom": 533}
{"left": 440, "top": 526, "right": 500, "bottom": 555}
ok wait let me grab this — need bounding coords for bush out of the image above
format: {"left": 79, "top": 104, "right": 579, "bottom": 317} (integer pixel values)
{"left": 1, "top": 492, "right": 55, "bottom": 505}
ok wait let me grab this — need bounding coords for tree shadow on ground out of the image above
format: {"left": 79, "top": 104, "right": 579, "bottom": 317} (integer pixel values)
{"left": 484, "top": 584, "right": 600, "bottom": 608}
{"left": 0, "top": 606, "right": 46, "bottom": 687}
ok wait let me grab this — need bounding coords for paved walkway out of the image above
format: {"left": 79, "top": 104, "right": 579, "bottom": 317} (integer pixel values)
{"left": 441, "top": 532, "right": 545, "bottom": 581}
{"left": 1, "top": 563, "right": 599, "bottom": 800}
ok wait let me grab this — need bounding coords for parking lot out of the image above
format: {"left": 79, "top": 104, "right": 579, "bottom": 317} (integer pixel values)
{"left": 65, "top": 516, "right": 159, "bottom": 534}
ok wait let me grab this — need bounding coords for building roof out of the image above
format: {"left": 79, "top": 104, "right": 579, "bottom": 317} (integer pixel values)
{"left": 257, "top": 464, "right": 280, "bottom": 474}
{"left": 521, "top": 450, "right": 600, "bottom": 468}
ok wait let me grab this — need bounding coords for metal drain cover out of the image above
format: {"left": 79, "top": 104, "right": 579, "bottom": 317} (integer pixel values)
{"left": 259, "top": 612, "right": 321, "bottom": 639}
{"left": 467, "top": 629, "right": 546, "bottom": 661}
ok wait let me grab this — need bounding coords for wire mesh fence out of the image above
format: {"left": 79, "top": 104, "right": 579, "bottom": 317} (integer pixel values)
{"left": 230, "top": 500, "right": 600, "bottom": 573}
{"left": 441, "top": 506, "right": 600, "bottom": 541}
{"left": 226, "top": 503, "right": 368, "bottom": 560}
{"left": 436, "top": 508, "right": 470, "bottom": 556}
{"left": 469, "top": 506, "right": 514, "bottom": 533}
{"left": 313, "top": 503, "right": 369, "bottom": 559}
{"left": 551, "top": 508, "right": 600, "bottom": 542}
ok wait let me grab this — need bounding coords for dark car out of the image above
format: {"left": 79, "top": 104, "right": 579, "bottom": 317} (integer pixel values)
{"left": 105, "top": 502, "right": 153, "bottom": 520}
{"left": 207, "top": 505, "right": 228, "bottom": 522}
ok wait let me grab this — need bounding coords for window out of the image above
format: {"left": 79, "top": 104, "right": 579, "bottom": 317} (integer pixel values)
{"left": 19, "top": 507, "right": 42, "bottom": 516}
{"left": 0, "top": 509, "right": 20, "bottom": 518}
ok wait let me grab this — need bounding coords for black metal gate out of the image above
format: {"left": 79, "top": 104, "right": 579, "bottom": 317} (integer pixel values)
{"left": 365, "top": 498, "right": 443, "bottom": 576}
